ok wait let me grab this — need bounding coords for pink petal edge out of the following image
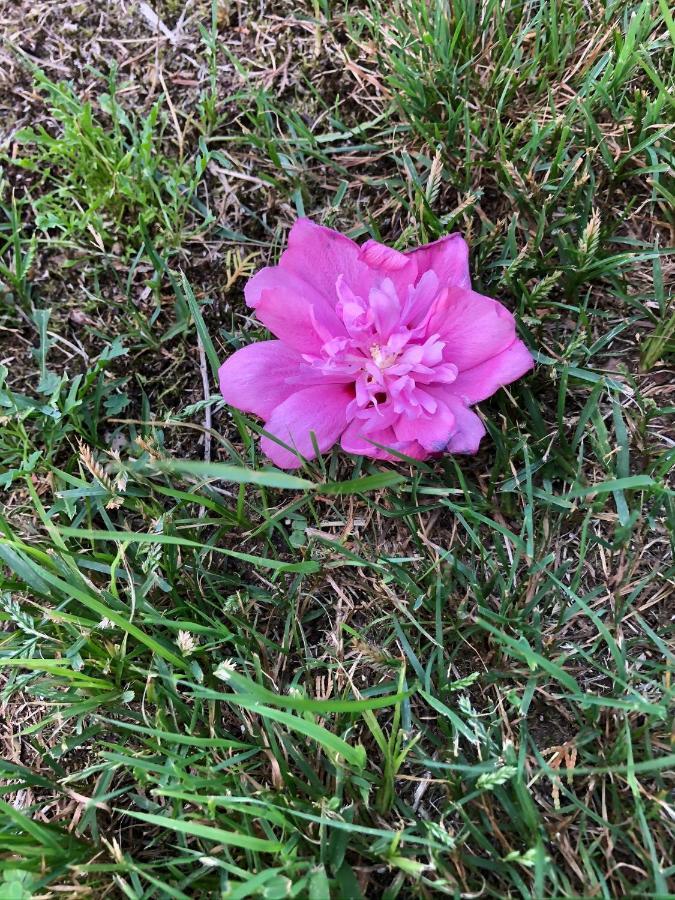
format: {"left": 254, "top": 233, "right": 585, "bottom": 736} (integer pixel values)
{"left": 260, "top": 383, "right": 352, "bottom": 469}
{"left": 218, "top": 341, "right": 303, "bottom": 420}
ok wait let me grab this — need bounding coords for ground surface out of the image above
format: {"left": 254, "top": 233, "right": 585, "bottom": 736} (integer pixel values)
{"left": 0, "top": 0, "right": 673, "bottom": 897}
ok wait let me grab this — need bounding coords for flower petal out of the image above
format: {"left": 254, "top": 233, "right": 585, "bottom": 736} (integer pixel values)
{"left": 443, "top": 396, "right": 486, "bottom": 454}
{"left": 406, "top": 233, "right": 470, "bottom": 290}
{"left": 402, "top": 270, "right": 440, "bottom": 327}
{"left": 427, "top": 287, "right": 518, "bottom": 370}
{"left": 260, "top": 384, "right": 352, "bottom": 468}
{"left": 245, "top": 267, "right": 344, "bottom": 353}
{"left": 219, "top": 341, "right": 304, "bottom": 419}
{"left": 359, "top": 240, "right": 410, "bottom": 271}
{"left": 340, "top": 420, "right": 427, "bottom": 461}
{"left": 394, "top": 400, "right": 456, "bottom": 451}
{"left": 450, "top": 339, "right": 534, "bottom": 404}
{"left": 369, "top": 279, "right": 401, "bottom": 339}
{"left": 278, "top": 218, "right": 371, "bottom": 307}
{"left": 358, "top": 239, "right": 419, "bottom": 294}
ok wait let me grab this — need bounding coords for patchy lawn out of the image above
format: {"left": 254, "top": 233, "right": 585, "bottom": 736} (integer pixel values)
{"left": 0, "top": 0, "right": 673, "bottom": 897}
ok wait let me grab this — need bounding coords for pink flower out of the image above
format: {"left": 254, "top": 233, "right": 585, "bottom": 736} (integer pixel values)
{"left": 219, "top": 219, "right": 534, "bottom": 468}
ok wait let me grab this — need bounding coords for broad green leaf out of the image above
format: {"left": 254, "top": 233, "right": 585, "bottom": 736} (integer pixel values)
{"left": 122, "top": 810, "right": 283, "bottom": 852}
{"left": 321, "top": 472, "right": 405, "bottom": 495}
{"left": 222, "top": 696, "right": 366, "bottom": 769}
{"left": 147, "top": 458, "right": 314, "bottom": 491}
{"left": 57, "top": 527, "right": 319, "bottom": 574}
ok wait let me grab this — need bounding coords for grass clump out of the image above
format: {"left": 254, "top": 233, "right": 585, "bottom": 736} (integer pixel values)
{"left": 8, "top": 64, "right": 212, "bottom": 256}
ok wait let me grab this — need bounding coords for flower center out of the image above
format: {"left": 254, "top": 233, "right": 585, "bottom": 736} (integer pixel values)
{"left": 369, "top": 343, "right": 398, "bottom": 369}
{"left": 304, "top": 274, "right": 458, "bottom": 421}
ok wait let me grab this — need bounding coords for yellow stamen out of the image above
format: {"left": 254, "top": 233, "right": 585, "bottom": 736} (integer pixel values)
{"left": 370, "top": 344, "right": 396, "bottom": 369}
